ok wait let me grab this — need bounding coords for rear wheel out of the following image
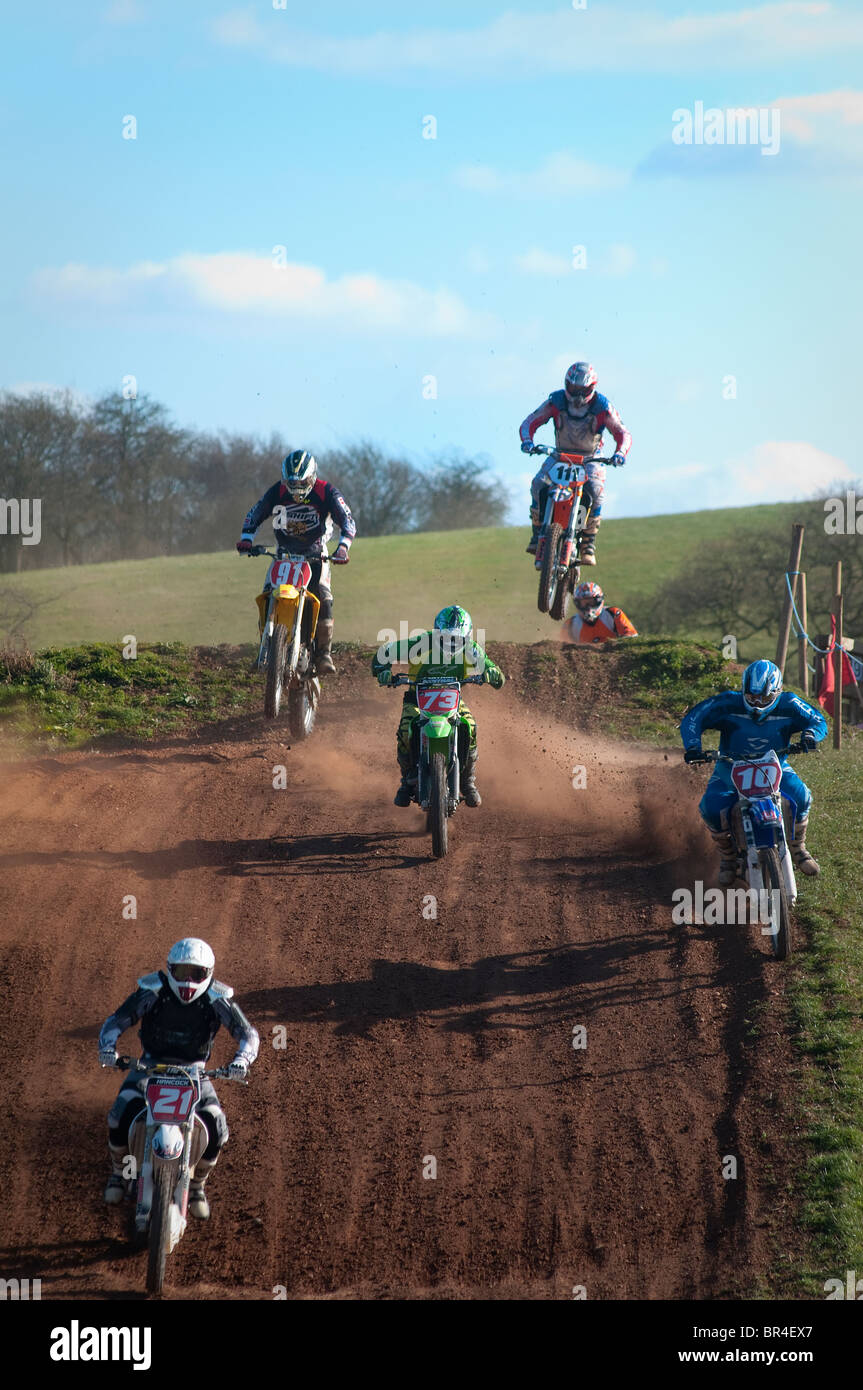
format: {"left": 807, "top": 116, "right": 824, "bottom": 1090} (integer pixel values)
{"left": 288, "top": 675, "right": 317, "bottom": 740}
{"left": 146, "top": 1162, "right": 175, "bottom": 1296}
{"left": 264, "top": 623, "right": 289, "bottom": 719}
{"left": 429, "top": 752, "right": 448, "bottom": 858}
{"left": 537, "top": 523, "right": 563, "bottom": 615}
{"left": 758, "top": 847, "right": 792, "bottom": 960}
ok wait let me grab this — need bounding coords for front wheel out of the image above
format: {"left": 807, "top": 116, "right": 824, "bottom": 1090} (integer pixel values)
{"left": 288, "top": 676, "right": 318, "bottom": 740}
{"left": 537, "top": 523, "right": 563, "bottom": 615}
{"left": 146, "top": 1162, "right": 175, "bottom": 1295}
{"left": 264, "top": 623, "right": 289, "bottom": 719}
{"left": 428, "top": 752, "right": 448, "bottom": 858}
{"left": 549, "top": 557, "right": 572, "bottom": 621}
{"left": 758, "top": 846, "right": 792, "bottom": 960}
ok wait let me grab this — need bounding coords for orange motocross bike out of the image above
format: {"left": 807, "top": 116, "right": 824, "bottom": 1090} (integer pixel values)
{"left": 246, "top": 545, "right": 321, "bottom": 736}
{"left": 529, "top": 445, "right": 622, "bottom": 620}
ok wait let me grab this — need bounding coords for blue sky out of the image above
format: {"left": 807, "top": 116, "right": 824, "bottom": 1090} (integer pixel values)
{"left": 1, "top": 0, "right": 862, "bottom": 522}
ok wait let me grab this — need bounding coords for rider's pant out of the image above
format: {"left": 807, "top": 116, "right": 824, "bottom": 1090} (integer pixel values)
{"left": 107, "top": 1061, "right": 228, "bottom": 1162}
{"left": 698, "top": 761, "right": 812, "bottom": 834}
{"left": 396, "top": 695, "right": 477, "bottom": 773}
{"left": 529, "top": 460, "right": 606, "bottom": 519}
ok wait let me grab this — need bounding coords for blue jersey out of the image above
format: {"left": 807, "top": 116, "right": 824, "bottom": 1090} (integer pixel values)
{"left": 680, "top": 690, "right": 827, "bottom": 759}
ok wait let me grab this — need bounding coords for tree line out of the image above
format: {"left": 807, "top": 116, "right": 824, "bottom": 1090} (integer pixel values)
{"left": 0, "top": 389, "right": 508, "bottom": 574}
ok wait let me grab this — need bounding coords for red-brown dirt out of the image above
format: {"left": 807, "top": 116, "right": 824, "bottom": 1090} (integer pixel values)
{"left": 0, "top": 647, "right": 800, "bottom": 1299}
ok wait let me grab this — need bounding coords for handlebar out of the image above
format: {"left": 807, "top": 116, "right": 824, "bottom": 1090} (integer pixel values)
{"left": 686, "top": 744, "right": 810, "bottom": 765}
{"left": 107, "top": 1056, "right": 247, "bottom": 1082}
{"left": 390, "top": 673, "right": 486, "bottom": 688}
{"left": 244, "top": 546, "right": 335, "bottom": 562}
{"left": 528, "top": 445, "right": 622, "bottom": 466}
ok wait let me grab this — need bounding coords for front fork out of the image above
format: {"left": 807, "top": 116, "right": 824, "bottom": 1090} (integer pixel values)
{"left": 417, "top": 724, "right": 460, "bottom": 810}
{"left": 535, "top": 486, "right": 586, "bottom": 570}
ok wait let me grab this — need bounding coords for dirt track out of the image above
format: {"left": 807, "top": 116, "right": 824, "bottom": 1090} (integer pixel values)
{"left": 0, "top": 653, "right": 800, "bottom": 1299}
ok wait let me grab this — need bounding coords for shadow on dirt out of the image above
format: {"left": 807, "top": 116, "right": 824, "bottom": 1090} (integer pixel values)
{"left": 0, "top": 830, "right": 430, "bottom": 878}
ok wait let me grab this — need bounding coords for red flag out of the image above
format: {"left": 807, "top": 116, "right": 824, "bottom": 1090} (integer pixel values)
{"left": 817, "top": 616, "right": 857, "bottom": 717}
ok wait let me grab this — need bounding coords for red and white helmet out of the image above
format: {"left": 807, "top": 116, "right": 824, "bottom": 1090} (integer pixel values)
{"left": 574, "top": 581, "right": 604, "bottom": 623}
{"left": 166, "top": 938, "right": 215, "bottom": 1005}
{"left": 564, "top": 361, "right": 598, "bottom": 408}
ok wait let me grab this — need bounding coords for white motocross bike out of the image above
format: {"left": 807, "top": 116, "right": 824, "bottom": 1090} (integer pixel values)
{"left": 110, "top": 1057, "right": 245, "bottom": 1295}
{"left": 688, "top": 744, "right": 811, "bottom": 960}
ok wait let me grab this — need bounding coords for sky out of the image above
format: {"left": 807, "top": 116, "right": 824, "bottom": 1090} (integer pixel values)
{"left": 1, "top": 0, "right": 862, "bottom": 523}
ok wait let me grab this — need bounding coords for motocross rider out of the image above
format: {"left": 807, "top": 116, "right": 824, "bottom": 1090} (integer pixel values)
{"left": 519, "top": 362, "right": 631, "bottom": 563}
{"left": 98, "top": 938, "right": 259, "bottom": 1219}
{"left": 372, "top": 604, "right": 505, "bottom": 808}
{"left": 562, "top": 581, "right": 638, "bottom": 645}
{"left": 680, "top": 660, "right": 828, "bottom": 886}
{"left": 236, "top": 449, "right": 356, "bottom": 675}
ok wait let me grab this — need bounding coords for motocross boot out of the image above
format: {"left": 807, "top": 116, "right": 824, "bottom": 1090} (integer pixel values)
{"left": 526, "top": 509, "right": 540, "bottom": 555}
{"left": 462, "top": 749, "right": 482, "bottom": 808}
{"left": 579, "top": 516, "right": 600, "bottom": 566}
{"left": 791, "top": 817, "right": 820, "bottom": 876}
{"left": 315, "top": 619, "right": 336, "bottom": 676}
{"left": 189, "top": 1157, "right": 217, "bottom": 1219}
{"left": 710, "top": 829, "right": 738, "bottom": 886}
{"left": 104, "top": 1143, "right": 130, "bottom": 1205}
{"left": 394, "top": 753, "right": 415, "bottom": 807}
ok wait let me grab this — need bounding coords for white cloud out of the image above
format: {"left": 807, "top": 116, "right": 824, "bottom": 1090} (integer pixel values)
{"left": 775, "top": 88, "right": 863, "bottom": 140}
{"left": 514, "top": 248, "right": 572, "bottom": 277}
{"left": 455, "top": 152, "right": 625, "bottom": 197}
{"left": 33, "top": 252, "right": 496, "bottom": 339}
{"left": 211, "top": 4, "right": 863, "bottom": 77}
{"left": 514, "top": 243, "right": 636, "bottom": 277}
{"left": 724, "top": 441, "right": 854, "bottom": 501}
{"left": 104, "top": 0, "right": 145, "bottom": 23}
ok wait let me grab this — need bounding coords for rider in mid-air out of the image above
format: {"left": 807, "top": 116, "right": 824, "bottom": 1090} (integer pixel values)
{"left": 372, "top": 605, "right": 505, "bottom": 808}
{"left": 519, "top": 362, "right": 631, "bottom": 564}
{"left": 99, "top": 938, "right": 259, "bottom": 1219}
{"left": 680, "top": 660, "right": 827, "bottom": 885}
{"left": 236, "top": 449, "right": 356, "bottom": 675}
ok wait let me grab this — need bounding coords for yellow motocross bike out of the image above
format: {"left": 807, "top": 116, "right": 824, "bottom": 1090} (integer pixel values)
{"left": 246, "top": 545, "right": 321, "bottom": 737}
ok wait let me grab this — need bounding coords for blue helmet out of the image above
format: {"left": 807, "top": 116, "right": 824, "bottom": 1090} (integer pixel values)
{"left": 742, "top": 660, "right": 782, "bottom": 720}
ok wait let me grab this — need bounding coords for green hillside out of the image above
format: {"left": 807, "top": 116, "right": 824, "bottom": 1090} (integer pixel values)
{"left": 3, "top": 499, "right": 804, "bottom": 654}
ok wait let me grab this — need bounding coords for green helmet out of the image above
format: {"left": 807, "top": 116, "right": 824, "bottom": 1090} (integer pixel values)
{"left": 434, "top": 605, "right": 472, "bottom": 639}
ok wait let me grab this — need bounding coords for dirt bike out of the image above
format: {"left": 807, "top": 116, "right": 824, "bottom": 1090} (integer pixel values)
{"left": 110, "top": 1056, "right": 246, "bottom": 1295}
{"left": 528, "top": 445, "right": 622, "bottom": 620}
{"left": 390, "top": 672, "right": 485, "bottom": 858}
{"left": 687, "top": 744, "right": 811, "bottom": 960}
{"left": 245, "top": 545, "right": 322, "bottom": 736}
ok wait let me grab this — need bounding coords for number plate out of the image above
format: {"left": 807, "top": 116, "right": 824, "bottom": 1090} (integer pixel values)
{"left": 146, "top": 1081, "right": 196, "bottom": 1121}
{"left": 267, "top": 558, "right": 312, "bottom": 589}
{"left": 548, "top": 462, "right": 586, "bottom": 487}
{"left": 417, "top": 686, "right": 461, "bottom": 714}
{"left": 730, "top": 754, "right": 782, "bottom": 795}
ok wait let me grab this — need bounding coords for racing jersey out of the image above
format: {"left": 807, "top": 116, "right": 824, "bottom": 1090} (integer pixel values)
{"left": 562, "top": 607, "right": 637, "bottom": 645}
{"left": 99, "top": 973, "right": 260, "bottom": 1066}
{"left": 679, "top": 690, "right": 827, "bottom": 759}
{"left": 520, "top": 390, "right": 631, "bottom": 459}
{"left": 372, "top": 630, "right": 504, "bottom": 688}
{"left": 241, "top": 478, "right": 356, "bottom": 558}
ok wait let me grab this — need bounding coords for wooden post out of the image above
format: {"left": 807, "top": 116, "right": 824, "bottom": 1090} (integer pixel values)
{"left": 832, "top": 563, "right": 843, "bottom": 750}
{"left": 796, "top": 571, "right": 809, "bottom": 695}
{"left": 775, "top": 523, "right": 805, "bottom": 675}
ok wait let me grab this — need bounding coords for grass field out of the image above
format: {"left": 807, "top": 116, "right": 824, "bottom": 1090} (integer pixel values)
{"left": 2, "top": 498, "right": 804, "bottom": 653}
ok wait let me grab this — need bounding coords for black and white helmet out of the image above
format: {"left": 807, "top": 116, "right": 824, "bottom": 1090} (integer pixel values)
{"left": 281, "top": 450, "right": 317, "bottom": 501}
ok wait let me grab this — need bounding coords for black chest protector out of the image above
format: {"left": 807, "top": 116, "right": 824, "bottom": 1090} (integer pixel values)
{"left": 140, "top": 979, "right": 221, "bottom": 1062}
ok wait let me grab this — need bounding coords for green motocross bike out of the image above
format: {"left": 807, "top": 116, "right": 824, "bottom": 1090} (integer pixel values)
{"left": 391, "top": 672, "right": 485, "bottom": 858}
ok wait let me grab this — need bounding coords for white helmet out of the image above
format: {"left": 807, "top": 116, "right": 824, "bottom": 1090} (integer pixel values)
{"left": 166, "top": 938, "right": 215, "bottom": 1005}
